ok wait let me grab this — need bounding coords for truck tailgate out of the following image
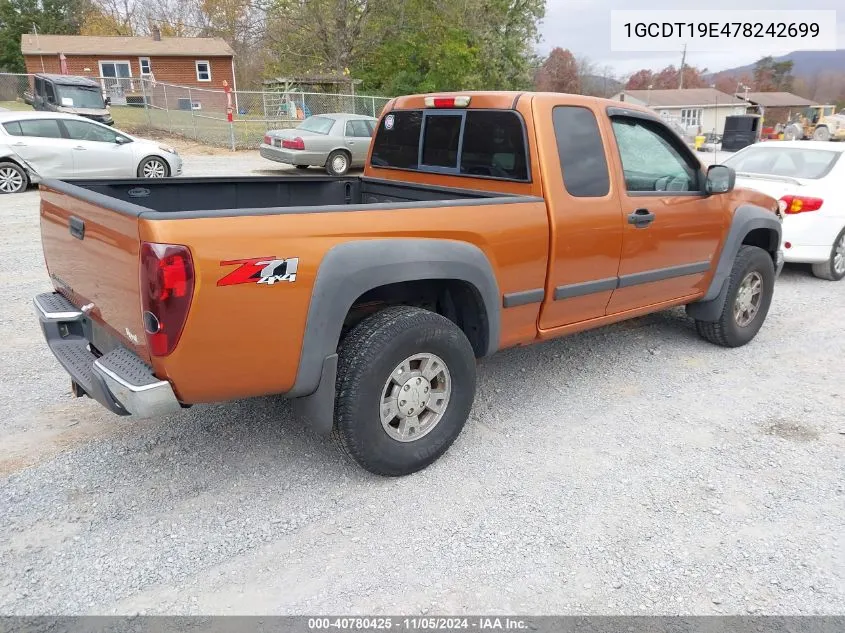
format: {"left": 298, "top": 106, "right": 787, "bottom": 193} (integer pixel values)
{"left": 39, "top": 185, "right": 148, "bottom": 361}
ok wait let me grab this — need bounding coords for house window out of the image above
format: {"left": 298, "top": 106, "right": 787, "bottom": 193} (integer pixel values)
{"left": 139, "top": 57, "right": 151, "bottom": 76}
{"left": 195, "top": 61, "right": 211, "bottom": 82}
{"left": 680, "top": 108, "right": 702, "bottom": 127}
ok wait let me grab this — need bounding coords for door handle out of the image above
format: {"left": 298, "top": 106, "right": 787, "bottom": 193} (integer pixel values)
{"left": 628, "top": 208, "right": 656, "bottom": 228}
{"left": 73, "top": 146, "right": 86, "bottom": 150}
{"left": 69, "top": 216, "right": 85, "bottom": 240}
{"left": 11, "top": 142, "right": 26, "bottom": 147}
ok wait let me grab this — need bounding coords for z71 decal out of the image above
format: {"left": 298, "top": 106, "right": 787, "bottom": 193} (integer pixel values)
{"left": 217, "top": 257, "right": 299, "bottom": 286}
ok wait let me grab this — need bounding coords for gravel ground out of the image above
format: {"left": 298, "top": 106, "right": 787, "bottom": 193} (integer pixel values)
{"left": 0, "top": 150, "right": 842, "bottom": 616}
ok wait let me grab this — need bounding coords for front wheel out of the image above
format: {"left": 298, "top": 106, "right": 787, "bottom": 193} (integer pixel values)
{"left": 137, "top": 156, "right": 170, "bottom": 178}
{"left": 0, "top": 162, "right": 27, "bottom": 194}
{"left": 325, "top": 150, "right": 350, "bottom": 176}
{"left": 811, "top": 228, "right": 845, "bottom": 281}
{"left": 333, "top": 306, "right": 477, "bottom": 476}
{"left": 695, "top": 245, "right": 775, "bottom": 348}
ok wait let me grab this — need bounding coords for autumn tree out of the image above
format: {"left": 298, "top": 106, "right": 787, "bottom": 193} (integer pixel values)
{"left": 625, "top": 69, "right": 653, "bottom": 90}
{"left": 625, "top": 64, "right": 707, "bottom": 90}
{"left": 713, "top": 73, "right": 753, "bottom": 96}
{"left": 534, "top": 47, "right": 580, "bottom": 94}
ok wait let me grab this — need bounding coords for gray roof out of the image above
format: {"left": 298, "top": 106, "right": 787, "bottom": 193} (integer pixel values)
{"left": 619, "top": 88, "right": 747, "bottom": 107}
{"left": 34, "top": 73, "right": 100, "bottom": 87}
{"left": 738, "top": 92, "right": 817, "bottom": 107}
{"left": 21, "top": 34, "right": 234, "bottom": 57}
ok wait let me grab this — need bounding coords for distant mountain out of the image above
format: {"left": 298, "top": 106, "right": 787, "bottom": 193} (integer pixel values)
{"left": 711, "top": 49, "right": 845, "bottom": 78}
{"left": 581, "top": 73, "right": 623, "bottom": 97}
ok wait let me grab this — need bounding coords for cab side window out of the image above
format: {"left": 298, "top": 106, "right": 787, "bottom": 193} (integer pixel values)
{"left": 611, "top": 118, "right": 699, "bottom": 193}
{"left": 45, "top": 82, "right": 57, "bottom": 104}
{"left": 552, "top": 106, "right": 610, "bottom": 197}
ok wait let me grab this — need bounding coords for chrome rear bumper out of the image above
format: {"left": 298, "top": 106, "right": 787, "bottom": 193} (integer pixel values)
{"left": 34, "top": 292, "right": 182, "bottom": 418}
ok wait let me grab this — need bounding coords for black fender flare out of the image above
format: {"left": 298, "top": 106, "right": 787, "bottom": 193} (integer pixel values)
{"left": 686, "top": 204, "right": 782, "bottom": 322}
{"left": 290, "top": 238, "right": 501, "bottom": 433}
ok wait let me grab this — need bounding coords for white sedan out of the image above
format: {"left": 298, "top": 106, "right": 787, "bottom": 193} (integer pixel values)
{"left": 722, "top": 141, "right": 845, "bottom": 281}
{"left": 0, "top": 111, "right": 182, "bottom": 194}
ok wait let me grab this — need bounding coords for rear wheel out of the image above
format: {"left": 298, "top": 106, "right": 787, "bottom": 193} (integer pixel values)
{"left": 813, "top": 126, "right": 831, "bottom": 142}
{"left": 811, "top": 228, "right": 845, "bottom": 281}
{"left": 325, "top": 150, "right": 350, "bottom": 176}
{"left": 333, "top": 306, "right": 477, "bottom": 476}
{"left": 695, "top": 245, "right": 775, "bottom": 348}
{"left": 0, "top": 162, "right": 27, "bottom": 194}
{"left": 138, "top": 156, "right": 169, "bottom": 178}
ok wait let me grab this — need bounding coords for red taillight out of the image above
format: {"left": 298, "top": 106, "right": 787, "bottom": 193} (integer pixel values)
{"left": 263, "top": 134, "right": 272, "bottom": 145}
{"left": 140, "top": 242, "right": 194, "bottom": 357}
{"left": 779, "top": 195, "right": 824, "bottom": 214}
{"left": 282, "top": 137, "right": 305, "bottom": 150}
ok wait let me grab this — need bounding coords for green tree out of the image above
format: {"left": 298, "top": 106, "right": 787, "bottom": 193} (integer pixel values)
{"left": 264, "top": 0, "right": 544, "bottom": 94}
{"left": 0, "top": 0, "right": 90, "bottom": 71}
{"left": 753, "top": 56, "right": 794, "bottom": 92}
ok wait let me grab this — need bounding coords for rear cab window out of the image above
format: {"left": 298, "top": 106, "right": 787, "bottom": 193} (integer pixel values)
{"left": 371, "top": 109, "right": 529, "bottom": 181}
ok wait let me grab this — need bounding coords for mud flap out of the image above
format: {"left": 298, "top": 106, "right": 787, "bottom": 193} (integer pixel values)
{"left": 291, "top": 354, "right": 338, "bottom": 435}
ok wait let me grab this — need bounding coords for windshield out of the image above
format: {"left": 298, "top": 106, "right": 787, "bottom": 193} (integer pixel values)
{"left": 723, "top": 147, "right": 840, "bottom": 180}
{"left": 56, "top": 85, "right": 106, "bottom": 110}
{"left": 297, "top": 116, "right": 335, "bottom": 134}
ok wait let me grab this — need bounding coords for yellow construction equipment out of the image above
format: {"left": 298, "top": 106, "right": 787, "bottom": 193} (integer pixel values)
{"left": 784, "top": 105, "right": 845, "bottom": 142}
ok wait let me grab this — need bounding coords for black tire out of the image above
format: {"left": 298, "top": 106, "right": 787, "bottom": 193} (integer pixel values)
{"left": 811, "top": 227, "right": 845, "bottom": 281}
{"left": 325, "top": 150, "right": 350, "bottom": 176}
{"left": 695, "top": 245, "right": 775, "bottom": 348}
{"left": 137, "top": 156, "right": 170, "bottom": 178}
{"left": 0, "top": 161, "right": 28, "bottom": 194}
{"left": 295, "top": 165, "right": 310, "bottom": 170}
{"left": 333, "top": 306, "right": 477, "bottom": 476}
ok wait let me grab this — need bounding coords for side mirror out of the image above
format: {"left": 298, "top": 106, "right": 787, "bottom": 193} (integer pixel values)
{"left": 115, "top": 136, "right": 129, "bottom": 144}
{"left": 706, "top": 164, "right": 735, "bottom": 194}
{"left": 105, "top": 96, "right": 111, "bottom": 106}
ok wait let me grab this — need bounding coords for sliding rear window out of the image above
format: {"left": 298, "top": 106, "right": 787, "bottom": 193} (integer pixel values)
{"left": 370, "top": 109, "right": 529, "bottom": 181}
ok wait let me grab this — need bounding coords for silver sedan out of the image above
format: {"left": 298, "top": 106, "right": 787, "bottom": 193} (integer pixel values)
{"left": 0, "top": 111, "right": 182, "bottom": 194}
{"left": 260, "top": 113, "right": 377, "bottom": 176}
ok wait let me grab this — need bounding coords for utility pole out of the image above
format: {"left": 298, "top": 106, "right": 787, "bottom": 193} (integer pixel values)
{"left": 679, "top": 43, "right": 687, "bottom": 89}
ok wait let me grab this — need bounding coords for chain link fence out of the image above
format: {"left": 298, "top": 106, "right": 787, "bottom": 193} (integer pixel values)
{"left": 0, "top": 73, "right": 391, "bottom": 150}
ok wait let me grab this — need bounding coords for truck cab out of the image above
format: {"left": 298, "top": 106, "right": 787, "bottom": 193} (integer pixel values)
{"left": 29, "top": 74, "right": 114, "bottom": 126}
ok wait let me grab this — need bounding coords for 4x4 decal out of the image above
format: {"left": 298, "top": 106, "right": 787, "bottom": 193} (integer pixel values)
{"left": 217, "top": 257, "right": 299, "bottom": 286}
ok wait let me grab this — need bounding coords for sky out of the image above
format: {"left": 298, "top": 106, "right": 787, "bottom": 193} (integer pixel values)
{"left": 538, "top": 0, "right": 845, "bottom": 77}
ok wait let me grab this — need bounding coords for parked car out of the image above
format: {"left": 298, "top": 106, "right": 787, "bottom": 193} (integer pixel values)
{"left": 0, "top": 112, "right": 181, "bottom": 194}
{"left": 24, "top": 74, "right": 114, "bottom": 126}
{"left": 33, "top": 92, "right": 783, "bottom": 476}
{"left": 722, "top": 141, "right": 845, "bottom": 280}
{"left": 260, "top": 113, "right": 378, "bottom": 175}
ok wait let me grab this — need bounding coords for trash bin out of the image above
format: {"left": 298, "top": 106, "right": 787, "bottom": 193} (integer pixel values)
{"left": 694, "top": 135, "right": 706, "bottom": 151}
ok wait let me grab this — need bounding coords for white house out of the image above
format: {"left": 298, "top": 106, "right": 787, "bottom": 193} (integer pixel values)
{"left": 610, "top": 88, "right": 749, "bottom": 136}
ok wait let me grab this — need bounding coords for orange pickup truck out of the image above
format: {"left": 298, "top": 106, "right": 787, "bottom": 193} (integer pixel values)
{"left": 34, "top": 92, "right": 784, "bottom": 476}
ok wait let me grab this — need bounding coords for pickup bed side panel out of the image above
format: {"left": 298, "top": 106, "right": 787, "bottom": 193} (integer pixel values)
{"left": 40, "top": 186, "right": 147, "bottom": 359}
{"left": 139, "top": 199, "right": 549, "bottom": 404}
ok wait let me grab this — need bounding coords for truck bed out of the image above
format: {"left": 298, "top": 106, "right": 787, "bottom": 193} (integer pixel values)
{"left": 43, "top": 176, "right": 519, "bottom": 218}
